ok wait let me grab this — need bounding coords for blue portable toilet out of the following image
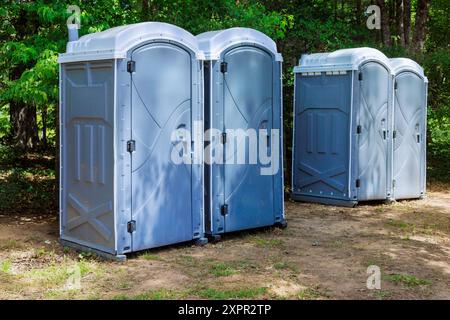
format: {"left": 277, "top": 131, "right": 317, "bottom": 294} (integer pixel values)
{"left": 390, "top": 58, "right": 428, "bottom": 200}
{"left": 58, "top": 22, "right": 205, "bottom": 259}
{"left": 291, "top": 48, "right": 394, "bottom": 206}
{"left": 197, "top": 28, "right": 285, "bottom": 236}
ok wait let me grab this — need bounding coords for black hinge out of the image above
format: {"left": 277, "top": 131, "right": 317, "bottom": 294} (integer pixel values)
{"left": 127, "top": 220, "right": 136, "bottom": 233}
{"left": 393, "top": 130, "right": 397, "bottom": 139}
{"left": 221, "top": 132, "right": 227, "bottom": 144}
{"left": 127, "top": 60, "right": 135, "bottom": 73}
{"left": 358, "top": 72, "right": 363, "bottom": 81}
{"left": 220, "top": 62, "right": 228, "bottom": 73}
{"left": 127, "top": 140, "right": 136, "bottom": 153}
{"left": 394, "top": 81, "right": 398, "bottom": 90}
{"left": 356, "top": 125, "right": 362, "bottom": 134}
{"left": 220, "top": 204, "right": 228, "bottom": 216}
{"left": 356, "top": 179, "right": 361, "bottom": 188}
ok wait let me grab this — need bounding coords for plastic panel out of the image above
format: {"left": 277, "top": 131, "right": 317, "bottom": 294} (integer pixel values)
{"left": 357, "top": 62, "right": 390, "bottom": 201}
{"left": 130, "top": 42, "right": 200, "bottom": 250}
{"left": 60, "top": 61, "right": 116, "bottom": 254}
{"left": 393, "top": 71, "right": 426, "bottom": 199}
{"left": 292, "top": 73, "right": 352, "bottom": 201}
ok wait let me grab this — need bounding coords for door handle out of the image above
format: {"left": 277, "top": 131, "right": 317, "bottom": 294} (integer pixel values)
{"left": 417, "top": 134, "right": 420, "bottom": 143}
{"left": 383, "top": 129, "right": 387, "bottom": 140}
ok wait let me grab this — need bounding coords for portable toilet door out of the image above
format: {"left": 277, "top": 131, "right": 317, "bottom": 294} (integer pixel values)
{"left": 58, "top": 22, "right": 205, "bottom": 259}
{"left": 197, "top": 28, "right": 285, "bottom": 236}
{"left": 390, "top": 58, "right": 428, "bottom": 200}
{"left": 291, "top": 48, "right": 393, "bottom": 206}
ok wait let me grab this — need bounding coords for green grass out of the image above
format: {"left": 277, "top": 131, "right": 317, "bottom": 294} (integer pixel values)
{"left": 0, "top": 239, "right": 24, "bottom": 251}
{"left": 297, "top": 288, "right": 322, "bottom": 300}
{"left": 251, "top": 237, "right": 284, "bottom": 248}
{"left": 113, "top": 288, "right": 184, "bottom": 300}
{"left": 194, "top": 287, "right": 267, "bottom": 299}
{"left": 386, "top": 219, "right": 412, "bottom": 230}
{"left": 273, "top": 261, "right": 299, "bottom": 273}
{"left": 0, "top": 259, "right": 12, "bottom": 273}
{"left": 385, "top": 273, "right": 431, "bottom": 287}
{"left": 372, "top": 290, "right": 392, "bottom": 300}
{"left": 139, "top": 252, "right": 161, "bottom": 261}
{"left": 209, "top": 262, "right": 235, "bottom": 277}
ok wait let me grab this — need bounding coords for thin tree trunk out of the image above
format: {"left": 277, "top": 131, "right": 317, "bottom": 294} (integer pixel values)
{"left": 9, "top": 101, "right": 39, "bottom": 150}
{"left": 412, "top": 0, "right": 430, "bottom": 52}
{"left": 403, "top": 0, "right": 411, "bottom": 47}
{"left": 141, "top": 0, "right": 149, "bottom": 21}
{"left": 396, "top": 0, "right": 405, "bottom": 46}
{"left": 377, "top": 0, "right": 392, "bottom": 47}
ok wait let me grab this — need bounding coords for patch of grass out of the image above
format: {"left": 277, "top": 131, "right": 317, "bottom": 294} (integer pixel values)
{"left": 385, "top": 273, "right": 431, "bottom": 287}
{"left": 194, "top": 287, "right": 267, "bottom": 300}
{"left": 251, "top": 237, "right": 284, "bottom": 248}
{"left": 113, "top": 288, "right": 184, "bottom": 300}
{"left": 274, "top": 262, "right": 289, "bottom": 270}
{"left": 209, "top": 262, "right": 235, "bottom": 277}
{"left": 24, "top": 260, "right": 104, "bottom": 289}
{"left": 176, "top": 255, "right": 199, "bottom": 268}
{"left": 0, "top": 239, "right": 25, "bottom": 251}
{"left": 0, "top": 259, "right": 12, "bottom": 273}
{"left": 330, "top": 240, "right": 344, "bottom": 248}
{"left": 375, "top": 207, "right": 386, "bottom": 213}
{"left": 140, "top": 252, "right": 161, "bottom": 261}
{"left": 372, "top": 290, "right": 392, "bottom": 300}
{"left": 273, "top": 261, "right": 299, "bottom": 273}
{"left": 297, "top": 288, "right": 322, "bottom": 300}
{"left": 386, "top": 219, "right": 411, "bottom": 229}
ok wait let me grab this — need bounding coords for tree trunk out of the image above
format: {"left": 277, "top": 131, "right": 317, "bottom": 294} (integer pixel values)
{"left": 412, "top": 0, "right": 430, "bottom": 52}
{"left": 9, "top": 101, "right": 39, "bottom": 150}
{"left": 403, "top": 0, "right": 411, "bottom": 46}
{"left": 377, "top": 0, "right": 392, "bottom": 47}
{"left": 396, "top": 0, "right": 405, "bottom": 46}
{"left": 141, "top": 0, "right": 149, "bottom": 21}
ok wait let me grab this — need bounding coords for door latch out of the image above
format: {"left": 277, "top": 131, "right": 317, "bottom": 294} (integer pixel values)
{"left": 127, "top": 220, "right": 136, "bottom": 233}
{"left": 220, "top": 204, "right": 228, "bottom": 216}
{"left": 127, "top": 140, "right": 136, "bottom": 153}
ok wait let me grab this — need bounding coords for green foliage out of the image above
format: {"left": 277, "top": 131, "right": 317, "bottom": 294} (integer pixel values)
{"left": 428, "top": 105, "right": 450, "bottom": 159}
{"left": 0, "top": 0, "right": 448, "bottom": 190}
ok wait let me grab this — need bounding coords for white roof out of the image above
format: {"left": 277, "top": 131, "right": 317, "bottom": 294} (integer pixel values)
{"left": 58, "top": 22, "right": 203, "bottom": 63}
{"left": 294, "top": 47, "right": 391, "bottom": 73}
{"left": 390, "top": 58, "right": 427, "bottom": 82}
{"left": 196, "top": 28, "right": 282, "bottom": 61}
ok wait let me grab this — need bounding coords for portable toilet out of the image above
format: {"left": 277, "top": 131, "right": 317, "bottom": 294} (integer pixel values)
{"left": 58, "top": 22, "right": 205, "bottom": 260}
{"left": 390, "top": 58, "right": 428, "bottom": 200}
{"left": 291, "top": 48, "right": 393, "bottom": 206}
{"left": 197, "top": 28, "right": 285, "bottom": 237}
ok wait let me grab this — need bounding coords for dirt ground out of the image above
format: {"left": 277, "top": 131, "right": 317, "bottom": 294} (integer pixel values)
{"left": 0, "top": 184, "right": 449, "bottom": 300}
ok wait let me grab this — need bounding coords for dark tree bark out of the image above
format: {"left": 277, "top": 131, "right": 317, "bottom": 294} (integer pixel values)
{"left": 412, "top": 0, "right": 431, "bottom": 52}
{"left": 377, "top": 0, "right": 392, "bottom": 47}
{"left": 141, "top": 0, "right": 149, "bottom": 21}
{"left": 9, "top": 101, "right": 39, "bottom": 150}
{"left": 403, "top": 0, "right": 411, "bottom": 46}
{"left": 396, "top": 0, "right": 405, "bottom": 46}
